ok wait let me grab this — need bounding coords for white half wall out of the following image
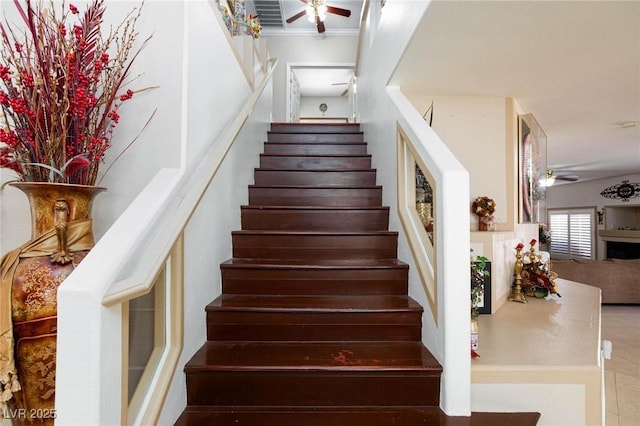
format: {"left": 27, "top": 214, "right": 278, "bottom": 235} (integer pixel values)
{"left": 357, "top": 0, "right": 472, "bottom": 416}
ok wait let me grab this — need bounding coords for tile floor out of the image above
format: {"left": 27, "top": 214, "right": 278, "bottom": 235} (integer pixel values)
{"left": 602, "top": 305, "right": 640, "bottom": 426}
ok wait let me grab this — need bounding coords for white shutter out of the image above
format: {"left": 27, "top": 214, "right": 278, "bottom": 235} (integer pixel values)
{"left": 549, "top": 213, "right": 569, "bottom": 256}
{"left": 548, "top": 209, "right": 595, "bottom": 259}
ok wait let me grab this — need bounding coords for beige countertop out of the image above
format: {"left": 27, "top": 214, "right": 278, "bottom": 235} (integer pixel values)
{"left": 473, "top": 279, "right": 601, "bottom": 368}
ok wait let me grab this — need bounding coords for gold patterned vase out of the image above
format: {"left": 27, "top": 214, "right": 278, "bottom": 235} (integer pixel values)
{"left": 1, "top": 182, "right": 104, "bottom": 425}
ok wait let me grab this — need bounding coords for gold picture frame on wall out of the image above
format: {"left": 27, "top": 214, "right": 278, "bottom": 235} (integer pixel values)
{"left": 518, "top": 113, "right": 547, "bottom": 224}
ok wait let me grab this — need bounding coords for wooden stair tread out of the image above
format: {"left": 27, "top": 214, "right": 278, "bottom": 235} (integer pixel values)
{"left": 264, "top": 142, "right": 367, "bottom": 145}
{"left": 240, "top": 205, "right": 389, "bottom": 211}
{"left": 249, "top": 184, "right": 382, "bottom": 189}
{"left": 184, "top": 341, "right": 442, "bottom": 372}
{"left": 255, "top": 168, "right": 376, "bottom": 171}
{"left": 175, "top": 406, "right": 540, "bottom": 426}
{"left": 232, "top": 230, "right": 398, "bottom": 236}
{"left": 260, "top": 153, "right": 372, "bottom": 158}
{"left": 206, "top": 294, "right": 422, "bottom": 312}
{"left": 220, "top": 258, "right": 408, "bottom": 268}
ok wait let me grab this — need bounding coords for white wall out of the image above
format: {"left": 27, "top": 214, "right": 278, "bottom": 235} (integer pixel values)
{"left": 265, "top": 35, "right": 357, "bottom": 122}
{"left": 300, "top": 96, "right": 348, "bottom": 118}
{"left": 158, "top": 1, "right": 267, "bottom": 424}
{"left": 357, "top": 0, "right": 472, "bottom": 416}
{"left": 406, "top": 95, "right": 516, "bottom": 231}
{"left": 546, "top": 173, "right": 640, "bottom": 260}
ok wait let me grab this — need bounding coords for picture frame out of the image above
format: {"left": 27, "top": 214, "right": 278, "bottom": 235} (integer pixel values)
{"left": 475, "top": 261, "right": 492, "bottom": 315}
{"left": 518, "top": 113, "right": 547, "bottom": 224}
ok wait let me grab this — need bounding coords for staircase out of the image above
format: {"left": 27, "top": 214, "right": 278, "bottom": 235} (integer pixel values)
{"left": 174, "top": 123, "right": 540, "bottom": 425}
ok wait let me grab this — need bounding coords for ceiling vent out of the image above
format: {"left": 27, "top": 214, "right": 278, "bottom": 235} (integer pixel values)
{"left": 253, "top": 0, "right": 284, "bottom": 27}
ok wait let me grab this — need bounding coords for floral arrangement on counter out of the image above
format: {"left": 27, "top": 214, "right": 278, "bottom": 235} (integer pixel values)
{"left": 0, "top": 0, "right": 153, "bottom": 186}
{"left": 519, "top": 239, "right": 561, "bottom": 298}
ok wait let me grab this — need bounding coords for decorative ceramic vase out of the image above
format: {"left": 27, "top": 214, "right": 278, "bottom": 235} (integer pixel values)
{"left": 4, "top": 182, "right": 104, "bottom": 425}
{"left": 477, "top": 215, "right": 492, "bottom": 231}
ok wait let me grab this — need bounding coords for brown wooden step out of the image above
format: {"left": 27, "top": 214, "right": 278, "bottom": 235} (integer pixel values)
{"left": 184, "top": 341, "right": 441, "bottom": 406}
{"left": 240, "top": 206, "right": 389, "bottom": 231}
{"left": 259, "top": 154, "right": 372, "bottom": 170}
{"left": 231, "top": 231, "right": 398, "bottom": 260}
{"left": 175, "top": 406, "right": 541, "bottom": 426}
{"left": 253, "top": 169, "right": 377, "bottom": 186}
{"left": 270, "top": 123, "right": 361, "bottom": 133}
{"left": 267, "top": 132, "right": 364, "bottom": 143}
{"left": 205, "top": 295, "right": 422, "bottom": 341}
{"left": 248, "top": 185, "right": 383, "bottom": 207}
{"left": 220, "top": 259, "right": 409, "bottom": 296}
{"left": 263, "top": 143, "right": 368, "bottom": 155}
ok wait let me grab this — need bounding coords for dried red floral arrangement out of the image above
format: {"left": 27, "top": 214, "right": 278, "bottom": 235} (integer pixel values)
{"left": 0, "top": 0, "right": 152, "bottom": 185}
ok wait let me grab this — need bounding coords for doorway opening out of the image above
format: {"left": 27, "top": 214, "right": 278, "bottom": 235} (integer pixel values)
{"left": 286, "top": 63, "right": 356, "bottom": 123}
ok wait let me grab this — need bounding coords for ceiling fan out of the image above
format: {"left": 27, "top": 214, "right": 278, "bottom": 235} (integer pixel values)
{"left": 545, "top": 170, "right": 579, "bottom": 186}
{"left": 285, "top": 0, "right": 352, "bottom": 34}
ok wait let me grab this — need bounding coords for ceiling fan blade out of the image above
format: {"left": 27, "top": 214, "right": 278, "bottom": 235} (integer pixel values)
{"left": 299, "top": 0, "right": 309, "bottom": 3}
{"left": 340, "top": 88, "right": 348, "bottom": 97}
{"left": 331, "top": 82, "right": 348, "bottom": 86}
{"left": 556, "top": 175, "right": 579, "bottom": 182}
{"left": 327, "top": 6, "right": 351, "bottom": 17}
{"left": 286, "top": 10, "right": 307, "bottom": 23}
{"left": 316, "top": 16, "right": 326, "bottom": 33}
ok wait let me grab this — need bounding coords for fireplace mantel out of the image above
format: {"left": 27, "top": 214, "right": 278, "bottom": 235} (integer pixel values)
{"left": 599, "top": 229, "right": 640, "bottom": 243}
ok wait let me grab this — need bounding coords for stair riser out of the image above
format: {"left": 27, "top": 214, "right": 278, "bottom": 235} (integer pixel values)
{"left": 232, "top": 234, "right": 398, "bottom": 260}
{"left": 206, "top": 322, "right": 421, "bottom": 342}
{"left": 270, "top": 124, "right": 361, "bottom": 134}
{"left": 249, "top": 187, "right": 382, "bottom": 207}
{"left": 263, "top": 143, "right": 367, "bottom": 155}
{"left": 267, "top": 133, "right": 364, "bottom": 143}
{"left": 221, "top": 268, "right": 408, "bottom": 295}
{"left": 186, "top": 372, "right": 440, "bottom": 407}
{"left": 260, "top": 155, "right": 372, "bottom": 170}
{"left": 240, "top": 208, "right": 389, "bottom": 231}
{"left": 254, "top": 170, "right": 377, "bottom": 186}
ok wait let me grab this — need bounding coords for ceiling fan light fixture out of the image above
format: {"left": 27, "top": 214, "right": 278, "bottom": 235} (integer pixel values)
{"left": 542, "top": 170, "right": 556, "bottom": 187}
{"left": 306, "top": 0, "right": 328, "bottom": 22}
{"left": 318, "top": 4, "right": 328, "bottom": 20}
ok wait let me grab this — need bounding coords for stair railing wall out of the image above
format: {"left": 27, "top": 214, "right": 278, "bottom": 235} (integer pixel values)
{"left": 55, "top": 52, "right": 278, "bottom": 426}
{"left": 386, "top": 86, "right": 472, "bottom": 415}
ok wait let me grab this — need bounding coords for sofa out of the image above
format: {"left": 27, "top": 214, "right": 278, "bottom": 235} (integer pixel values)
{"left": 550, "top": 258, "right": 640, "bottom": 304}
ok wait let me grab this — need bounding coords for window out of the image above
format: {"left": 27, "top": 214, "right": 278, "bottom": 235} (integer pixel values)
{"left": 548, "top": 208, "right": 595, "bottom": 259}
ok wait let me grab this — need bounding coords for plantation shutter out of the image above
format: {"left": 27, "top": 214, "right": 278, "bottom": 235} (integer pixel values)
{"left": 549, "top": 213, "right": 569, "bottom": 256}
{"left": 548, "top": 209, "right": 594, "bottom": 259}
